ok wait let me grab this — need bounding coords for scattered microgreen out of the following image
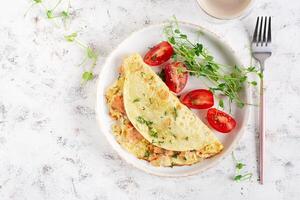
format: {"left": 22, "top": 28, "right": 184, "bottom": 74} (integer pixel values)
{"left": 25, "top": 0, "right": 98, "bottom": 84}
{"left": 64, "top": 32, "right": 77, "bottom": 42}
{"left": 64, "top": 32, "right": 98, "bottom": 83}
{"left": 133, "top": 98, "right": 140, "bottom": 103}
{"left": 232, "top": 152, "right": 253, "bottom": 182}
{"left": 164, "top": 17, "right": 261, "bottom": 108}
{"left": 46, "top": 10, "right": 54, "bottom": 19}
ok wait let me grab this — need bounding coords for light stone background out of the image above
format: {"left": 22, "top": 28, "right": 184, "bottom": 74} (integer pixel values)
{"left": 0, "top": 0, "right": 299, "bottom": 199}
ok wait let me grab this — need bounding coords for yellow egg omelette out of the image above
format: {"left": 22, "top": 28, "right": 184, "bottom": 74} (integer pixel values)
{"left": 105, "top": 54, "right": 223, "bottom": 167}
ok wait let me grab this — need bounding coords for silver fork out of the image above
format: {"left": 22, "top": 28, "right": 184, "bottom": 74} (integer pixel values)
{"left": 252, "top": 16, "right": 272, "bottom": 185}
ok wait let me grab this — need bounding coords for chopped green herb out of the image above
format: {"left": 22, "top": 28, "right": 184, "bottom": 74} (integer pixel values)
{"left": 157, "top": 70, "right": 166, "bottom": 81}
{"left": 172, "top": 152, "right": 180, "bottom": 158}
{"left": 136, "top": 116, "right": 158, "bottom": 138}
{"left": 133, "top": 98, "right": 140, "bottom": 103}
{"left": 144, "top": 150, "right": 150, "bottom": 157}
{"left": 64, "top": 32, "right": 78, "bottom": 42}
{"left": 173, "top": 107, "right": 178, "bottom": 120}
{"left": 149, "top": 98, "right": 153, "bottom": 104}
{"left": 136, "top": 116, "right": 153, "bottom": 126}
{"left": 149, "top": 129, "right": 158, "bottom": 138}
{"left": 140, "top": 72, "right": 146, "bottom": 77}
{"left": 184, "top": 136, "right": 189, "bottom": 141}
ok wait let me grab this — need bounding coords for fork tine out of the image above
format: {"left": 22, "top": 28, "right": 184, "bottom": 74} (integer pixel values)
{"left": 258, "top": 16, "right": 263, "bottom": 43}
{"left": 253, "top": 17, "right": 259, "bottom": 42}
{"left": 267, "top": 16, "right": 272, "bottom": 43}
{"left": 263, "top": 16, "right": 267, "bottom": 44}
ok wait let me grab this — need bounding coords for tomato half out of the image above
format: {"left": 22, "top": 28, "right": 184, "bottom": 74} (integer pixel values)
{"left": 144, "top": 41, "right": 174, "bottom": 66}
{"left": 164, "top": 62, "right": 188, "bottom": 93}
{"left": 207, "top": 108, "right": 236, "bottom": 133}
{"left": 181, "top": 89, "right": 214, "bottom": 109}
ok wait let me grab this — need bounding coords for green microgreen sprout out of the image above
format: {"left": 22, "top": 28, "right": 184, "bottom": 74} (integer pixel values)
{"left": 64, "top": 32, "right": 98, "bottom": 83}
{"left": 164, "top": 16, "right": 261, "bottom": 109}
{"left": 25, "top": 0, "right": 99, "bottom": 84}
{"left": 232, "top": 152, "right": 253, "bottom": 182}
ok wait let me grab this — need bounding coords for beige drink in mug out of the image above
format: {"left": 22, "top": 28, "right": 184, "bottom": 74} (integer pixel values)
{"left": 196, "top": 0, "right": 254, "bottom": 20}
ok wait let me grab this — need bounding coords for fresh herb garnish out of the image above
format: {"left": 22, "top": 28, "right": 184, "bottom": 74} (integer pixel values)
{"left": 140, "top": 71, "right": 146, "bottom": 77}
{"left": 164, "top": 17, "right": 261, "bottom": 108}
{"left": 25, "top": 0, "right": 98, "bottom": 84}
{"left": 149, "top": 98, "right": 153, "bottom": 104}
{"left": 144, "top": 150, "right": 150, "bottom": 157}
{"left": 172, "top": 152, "right": 180, "bottom": 158}
{"left": 64, "top": 32, "right": 98, "bottom": 83}
{"left": 232, "top": 152, "right": 253, "bottom": 182}
{"left": 149, "top": 129, "right": 158, "bottom": 138}
{"left": 136, "top": 116, "right": 158, "bottom": 138}
{"left": 136, "top": 116, "right": 153, "bottom": 126}
{"left": 173, "top": 107, "right": 178, "bottom": 120}
{"left": 133, "top": 98, "right": 140, "bottom": 103}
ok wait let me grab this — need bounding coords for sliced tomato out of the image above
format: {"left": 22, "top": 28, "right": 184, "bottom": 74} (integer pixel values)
{"left": 144, "top": 41, "right": 174, "bottom": 66}
{"left": 181, "top": 89, "right": 214, "bottom": 109}
{"left": 207, "top": 108, "right": 236, "bottom": 133}
{"left": 164, "top": 62, "right": 188, "bottom": 93}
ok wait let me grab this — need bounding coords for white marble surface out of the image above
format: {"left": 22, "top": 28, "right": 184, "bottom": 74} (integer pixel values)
{"left": 0, "top": 0, "right": 299, "bottom": 199}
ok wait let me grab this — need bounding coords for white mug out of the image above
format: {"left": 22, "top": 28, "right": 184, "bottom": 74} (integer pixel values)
{"left": 196, "top": 0, "right": 255, "bottom": 20}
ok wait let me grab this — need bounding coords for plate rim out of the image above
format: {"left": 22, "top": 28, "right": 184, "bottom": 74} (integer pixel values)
{"left": 95, "top": 21, "right": 250, "bottom": 177}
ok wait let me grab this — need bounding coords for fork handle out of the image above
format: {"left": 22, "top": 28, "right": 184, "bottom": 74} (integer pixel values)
{"left": 259, "top": 65, "right": 265, "bottom": 184}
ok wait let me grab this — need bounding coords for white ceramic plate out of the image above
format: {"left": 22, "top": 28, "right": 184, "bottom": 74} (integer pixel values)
{"left": 96, "top": 22, "right": 249, "bottom": 177}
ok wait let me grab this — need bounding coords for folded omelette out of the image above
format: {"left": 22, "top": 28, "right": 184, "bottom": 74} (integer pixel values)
{"left": 106, "top": 54, "right": 223, "bottom": 167}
